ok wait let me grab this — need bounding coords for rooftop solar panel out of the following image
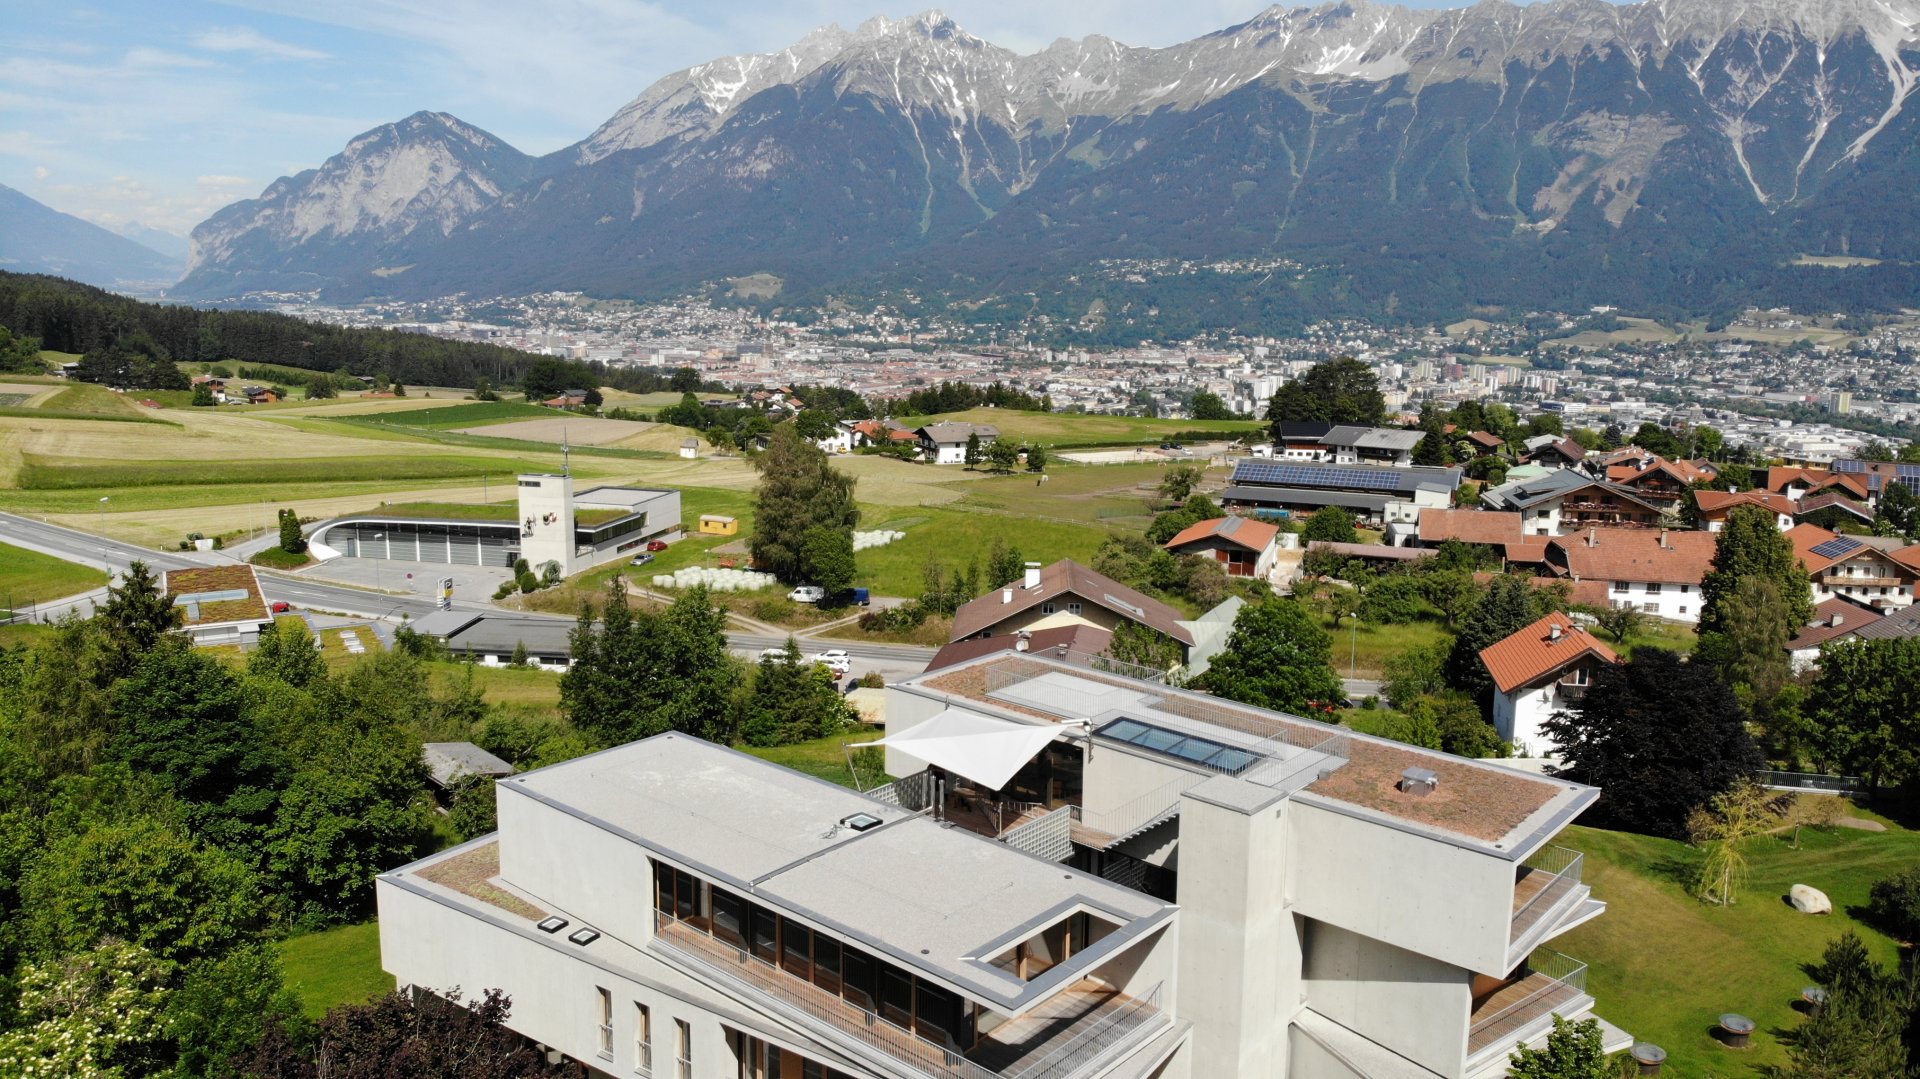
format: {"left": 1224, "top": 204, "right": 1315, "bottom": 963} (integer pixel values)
{"left": 1231, "top": 460, "right": 1408, "bottom": 492}
{"left": 1810, "top": 536, "right": 1865, "bottom": 559}
{"left": 1834, "top": 460, "right": 1867, "bottom": 473}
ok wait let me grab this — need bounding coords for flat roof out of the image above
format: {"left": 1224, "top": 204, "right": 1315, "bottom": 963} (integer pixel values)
{"left": 905, "top": 654, "right": 1594, "bottom": 859}
{"left": 573, "top": 485, "right": 679, "bottom": 510}
{"left": 443, "top": 614, "right": 575, "bottom": 655}
{"left": 506, "top": 734, "right": 1172, "bottom": 1010}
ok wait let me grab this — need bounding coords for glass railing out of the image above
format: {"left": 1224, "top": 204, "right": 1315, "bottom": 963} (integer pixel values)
{"left": 1510, "top": 846, "right": 1584, "bottom": 946}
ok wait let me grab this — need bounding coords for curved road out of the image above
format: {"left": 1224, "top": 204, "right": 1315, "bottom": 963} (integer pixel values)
{"left": 0, "top": 511, "right": 937, "bottom": 668}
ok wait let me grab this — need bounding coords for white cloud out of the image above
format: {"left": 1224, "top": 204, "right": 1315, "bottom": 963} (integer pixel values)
{"left": 33, "top": 165, "right": 49, "bottom": 180}
{"left": 195, "top": 26, "right": 331, "bottom": 61}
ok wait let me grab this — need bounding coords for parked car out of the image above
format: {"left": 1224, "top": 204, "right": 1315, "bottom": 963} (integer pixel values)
{"left": 758, "top": 647, "right": 796, "bottom": 662}
{"left": 646, "top": 539, "right": 669, "bottom": 551}
{"left": 812, "top": 649, "right": 851, "bottom": 663}
{"left": 629, "top": 552, "right": 655, "bottom": 566}
{"left": 816, "top": 657, "right": 852, "bottom": 677}
{"left": 788, "top": 585, "right": 827, "bottom": 603}
{"left": 843, "top": 587, "right": 871, "bottom": 606}
{"left": 270, "top": 600, "right": 292, "bottom": 613}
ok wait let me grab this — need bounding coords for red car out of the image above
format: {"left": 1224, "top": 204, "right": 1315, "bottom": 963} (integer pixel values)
{"left": 646, "top": 539, "right": 669, "bottom": 551}
{"left": 270, "top": 601, "right": 292, "bottom": 613}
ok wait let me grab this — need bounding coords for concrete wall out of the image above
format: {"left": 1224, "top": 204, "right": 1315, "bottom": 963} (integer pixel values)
{"left": 1081, "top": 745, "right": 1196, "bottom": 829}
{"left": 1301, "top": 921, "right": 1471, "bottom": 1077}
{"left": 517, "top": 473, "right": 576, "bottom": 576}
{"left": 377, "top": 879, "right": 877, "bottom": 1079}
{"left": 495, "top": 784, "right": 659, "bottom": 947}
{"left": 1289, "top": 1026, "right": 1372, "bottom": 1079}
{"left": 1288, "top": 802, "right": 1514, "bottom": 977}
{"left": 1173, "top": 792, "right": 1299, "bottom": 1079}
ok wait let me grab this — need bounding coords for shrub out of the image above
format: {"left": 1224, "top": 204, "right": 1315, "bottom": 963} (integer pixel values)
{"left": 859, "top": 672, "right": 885, "bottom": 688}
{"left": 752, "top": 597, "right": 792, "bottom": 623}
{"left": 517, "top": 571, "right": 538, "bottom": 595}
{"left": 492, "top": 581, "right": 516, "bottom": 601}
{"left": 1867, "top": 867, "right": 1920, "bottom": 942}
{"left": 512, "top": 557, "right": 529, "bottom": 575}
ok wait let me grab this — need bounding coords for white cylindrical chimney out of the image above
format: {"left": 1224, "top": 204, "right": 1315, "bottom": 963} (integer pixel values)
{"left": 1023, "top": 561, "right": 1042, "bottom": 589}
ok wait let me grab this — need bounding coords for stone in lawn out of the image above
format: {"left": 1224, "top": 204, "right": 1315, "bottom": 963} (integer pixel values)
{"left": 1790, "top": 884, "right": 1832, "bottom": 914}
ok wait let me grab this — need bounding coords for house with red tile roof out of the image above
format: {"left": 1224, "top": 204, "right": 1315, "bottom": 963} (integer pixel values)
{"left": 1691, "top": 490, "right": 1797, "bottom": 532}
{"left": 1794, "top": 491, "right": 1874, "bottom": 529}
{"left": 1786, "top": 598, "right": 1884, "bottom": 673}
{"left": 1480, "top": 612, "right": 1621, "bottom": 756}
{"left": 948, "top": 559, "right": 1242, "bottom": 673}
{"left": 1786, "top": 523, "right": 1920, "bottom": 609}
{"left": 1545, "top": 527, "right": 1718, "bottom": 623}
{"left": 1163, "top": 516, "right": 1280, "bottom": 578}
{"left": 1603, "top": 456, "right": 1717, "bottom": 514}
{"left": 1764, "top": 466, "right": 1871, "bottom": 503}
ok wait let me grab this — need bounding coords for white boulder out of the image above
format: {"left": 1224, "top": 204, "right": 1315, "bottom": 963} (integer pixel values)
{"left": 1790, "top": 884, "right": 1832, "bottom": 915}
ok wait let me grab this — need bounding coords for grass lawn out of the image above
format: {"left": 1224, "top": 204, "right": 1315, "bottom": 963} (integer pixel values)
{"left": 0, "top": 540, "right": 108, "bottom": 608}
{"left": 957, "top": 460, "right": 1211, "bottom": 525}
{"left": 428, "top": 659, "right": 563, "bottom": 712}
{"left": 896, "top": 407, "right": 1261, "bottom": 448}
{"left": 343, "top": 401, "right": 555, "bottom": 429}
{"left": 737, "top": 726, "right": 886, "bottom": 788}
{"left": 857, "top": 506, "right": 1112, "bottom": 597}
{"left": 1558, "top": 812, "right": 1920, "bottom": 1078}
{"left": 1321, "top": 616, "right": 1450, "bottom": 680}
{"left": 278, "top": 921, "right": 393, "bottom": 1018}
{"left": 1620, "top": 618, "right": 1698, "bottom": 658}
{"left": 17, "top": 452, "right": 556, "bottom": 490}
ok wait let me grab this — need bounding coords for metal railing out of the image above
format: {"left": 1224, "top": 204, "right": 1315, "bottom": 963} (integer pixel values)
{"left": 1759, "top": 770, "right": 1866, "bottom": 795}
{"left": 1510, "top": 846, "right": 1584, "bottom": 946}
{"left": 652, "top": 912, "right": 1000, "bottom": 1079}
{"left": 1002, "top": 982, "right": 1164, "bottom": 1079}
{"left": 998, "top": 806, "right": 1075, "bottom": 862}
{"left": 636, "top": 1040, "right": 651, "bottom": 1075}
{"left": 866, "top": 769, "right": 937, "bottom": 810}
{"left": 1468, "top": 950, "right": 1588, "bottom": 1053}
{"left": 597, "top": 1023, "right": 614, "bottom": 1060}
{"left": 1071, "top": 774, "right": 1209, "bottom": 845}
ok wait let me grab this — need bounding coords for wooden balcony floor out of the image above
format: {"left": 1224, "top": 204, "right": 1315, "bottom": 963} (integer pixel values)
{"left": 1468, "top": 973, "right": 1585, "bottom": 1055}
{"left": 1511, "top": 867, "right": 1554, "bottom": 913}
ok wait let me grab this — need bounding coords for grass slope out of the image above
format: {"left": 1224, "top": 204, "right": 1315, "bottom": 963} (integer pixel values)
{"left": 1557, "top": 815, "right": 1919, "bottom": 1078}
{"left": 18, "top": 453, "right": 556, "bottom": 489}
{"left": 278, "top": 921, "right": 393, "bottom": 1018}
{"left": 897, "top": 407, "right": 1261, "bottom": 448}
{"left": 0, "top": 540, "right": 108, "bottom": 609}
{"left": 344, "top": 401, "right": 556, "bottom": 429}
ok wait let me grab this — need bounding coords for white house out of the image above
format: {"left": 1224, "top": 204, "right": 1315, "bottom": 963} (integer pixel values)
{"left": 1320, "top": 425, "right": 1423, "bottom": 467}
{"left": 1788, "top": 524, "right": 1920, "bottom": 610}
{"left": 379, "top": 652, "right": 1629, "bottom": 1079}
{"left": 813, "top": 423, "right": 855, "bottom": 455}
{"left": 1546, "top": 527, "right": 1718, "bottom": 623}
{"left": 1480, "top": 612, "right": 1621, "bottom": 757}
{"left": 916, "top": 422, "right": 999, "bottom": 465}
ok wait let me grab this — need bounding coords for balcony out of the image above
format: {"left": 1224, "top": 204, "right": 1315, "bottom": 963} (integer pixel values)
{"left": 1508, "top": 846, "right": 1603, "bottom": 967}
{"left": 1468, "top": 951, "right": 1591, "bottom": 1062}
{"left": 652, "top": 914, "right": 1169, "bottom": 1079}
{"left": 1822, "top": 573, "right": 1903, "bottom": 587}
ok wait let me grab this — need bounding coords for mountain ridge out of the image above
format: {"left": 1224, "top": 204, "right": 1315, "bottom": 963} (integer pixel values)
{"left": 0, "top": 184, "right": 183, "bottom": 292}
{"left": 175, "top": 0, "right": 1920, "bottom": 326}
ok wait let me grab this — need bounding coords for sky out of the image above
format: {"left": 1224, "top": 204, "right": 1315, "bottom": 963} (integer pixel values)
{"left": 2, "top": 0, "right": 1491, "bottom": 241}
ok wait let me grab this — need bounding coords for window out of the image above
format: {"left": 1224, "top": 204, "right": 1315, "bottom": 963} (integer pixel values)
{"left": 675, "top": 1019, "right": 692, "bottom": 1079}
{"left": 1612, "top": 581, "right": 1628, "bottom": 594}
{"left": 1678, "top": 584, "right": 1690, "bottom": 593}
{"left": 1067, "top": 601, "right": 1083, "bottom": 615}
{"left": 635, "top": 1004, "right": 652, "bottom": 1074}
{"left": 596, "top": 987, "right": 613, "bottom": 1059}
{"left": 1645, "top": 583, "right": 1662, "bottom": 594}
{"left": 1040, "top": 602, "right": 1057, "bottom": 615}
{"left": 1679, "top": 606, "right": 1688, "bottom": 615}
{"left": 1641, "top": 602, "right": 1658, "bottom": 613}
{"left": 711, "top": 888, "right": 744, "bottom": 948}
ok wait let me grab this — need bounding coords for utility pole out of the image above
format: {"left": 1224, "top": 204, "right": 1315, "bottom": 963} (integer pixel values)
{"left": 1349, "top": 613, "right": 1360, "bottom": 680}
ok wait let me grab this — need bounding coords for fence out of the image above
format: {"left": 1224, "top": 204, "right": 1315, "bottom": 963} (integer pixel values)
{"left": 1510, "top": 846, "right": 1584, "bottom": 947}
{"left": 1758, "top": 770, "right": 1867, "bottom": 795}
{"left": 998, "top": 806, "right": 1075, "bottom": 862}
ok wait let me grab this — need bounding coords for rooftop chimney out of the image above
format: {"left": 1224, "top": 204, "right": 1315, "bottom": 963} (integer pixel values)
{"left": 1659, "top": 528, "right": 1669, "bottom": 549}
{"left": 1023, "top": 561, "right": 1042, "bottom": 589}
{"left": 1002, "top": 587, "right": 1013, "bottom": 604}
{"left": 1549, "top": 623, "right": 1564, "bottom": 642}
{"left": 1831, "top": 613, "right": 1844, "bottom": 628}
{"left": 1587, "top": 527, "right": 1598, "bottom": 548}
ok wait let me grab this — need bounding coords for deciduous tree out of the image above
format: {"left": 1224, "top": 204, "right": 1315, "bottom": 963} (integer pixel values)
{"left": 1542, "top": 649, "right": 1761, "bottom": 838}
{"left": 1302, "top": 507, "right": 1358, "bottom": 544}
{"left": 1806, "top": 636, "right": 1920, "bottom": 788}
{"left": 1197, "top": 600, "right": 1344, "bottom": 715}
{"left": 1506, "top": 1015, "right": 1614, "bottom": 1079}
{"left": 1264, "top": 357, "right": 1385, "bottom": 432}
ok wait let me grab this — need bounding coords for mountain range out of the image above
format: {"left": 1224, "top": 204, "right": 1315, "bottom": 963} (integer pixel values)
{"left": 1, "top": 184, "right": 184, "bottom": 292}
{"left": 174, "top": 0, "right": 1920, "bottom": 329}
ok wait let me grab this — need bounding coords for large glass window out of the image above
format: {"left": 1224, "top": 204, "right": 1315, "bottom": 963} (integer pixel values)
{"left": 781, "top": 922, "right": 812, "bottom": 981}
{"left": 750, "top": 908, "right": 778, "bottom": 964}
{"left": 712, "top": 889, "right": 745, "bottom": 947}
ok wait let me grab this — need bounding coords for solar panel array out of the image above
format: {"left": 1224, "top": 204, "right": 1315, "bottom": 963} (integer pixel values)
{"left": 1834, "top": 460, "right": 1867, "bottom": 473}
{"left": 1810, "top": 535, "right": 1865, "bottom": 559}
{"left": 1232, "top": 460, "right": 1407, "bottom": 492}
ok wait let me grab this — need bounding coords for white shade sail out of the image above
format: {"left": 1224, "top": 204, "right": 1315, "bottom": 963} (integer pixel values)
{"left": 851, "top": 709, "right": 1063, "bottom": 791}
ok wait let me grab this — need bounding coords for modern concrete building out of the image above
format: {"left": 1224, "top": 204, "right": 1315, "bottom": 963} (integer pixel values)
{"left": 380, "top": 652, "right": 1625, "bottom": 1079}
{"left": 308, "top": 476, "right": 682, "bottom": 578}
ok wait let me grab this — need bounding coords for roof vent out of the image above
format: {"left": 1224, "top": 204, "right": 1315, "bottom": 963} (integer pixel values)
{"left": 1015, "top": 630, "right": 1031, "bottom": 652}
{"left": 567, "top": 928, "right": 601, "bottom": 946}
{"left": 1399, "top": 767, "right": 1439, "bottom": 797}
{"left": 841, "top": 812, "right": 883, "bottom": 832}
{"left": 536, "top": 916, "right": 570, "bottom": 934}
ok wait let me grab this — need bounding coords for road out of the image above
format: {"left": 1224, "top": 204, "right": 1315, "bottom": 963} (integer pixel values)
{"left": 2, "top": 511, "right": 938, "bottom": 676}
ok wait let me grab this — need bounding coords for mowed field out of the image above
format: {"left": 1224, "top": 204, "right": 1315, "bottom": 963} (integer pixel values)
{"left": 895, "top": 407, "right": 1262, "bottom": 447}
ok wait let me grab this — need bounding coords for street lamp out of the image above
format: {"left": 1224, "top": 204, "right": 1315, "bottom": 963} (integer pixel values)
{"left": 96, "top": 495, "right": 108, "bottom": 531}
{"left": 1348, "top": 613, "right": 1361, "bottom": 680}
